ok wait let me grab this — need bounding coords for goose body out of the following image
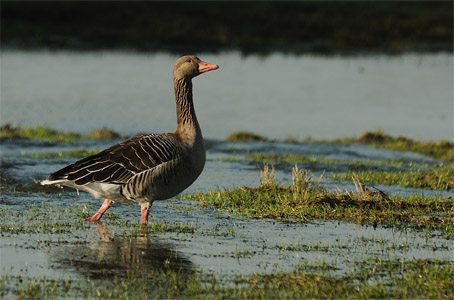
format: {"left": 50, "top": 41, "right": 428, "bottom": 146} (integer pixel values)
{"left": 41, "top": 56, "right": 218, "bottom": 224}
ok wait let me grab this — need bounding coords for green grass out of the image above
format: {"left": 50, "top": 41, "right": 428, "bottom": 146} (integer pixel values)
{"left": 1, "top": 178, "right": 453, "bottom": 298}
{"left": 338, "top": 130, "right": 454, "bottom": 162}
{"left": 0, "top": 124, "right": 122, "bottom": 143}
{"left": 187, "top": 165, "right": 454, "bottom": 237}
{"left": 221, "top": 153, "right": 454, "bottom": 190}
{"left": 2, "top": 258, "right": 452, "bottom": 299}
{"left": 225, "top": 131, "right": 268, "bottom": 142}
{"left": 234, "top": 259, "right": 454, "bottom": 299}
{"left": 0, "top": 124, "right": 83, "bottom": 143}
{"left": 333, "top": 165, "right": 454, "bottom": 190}
{"left": 0, "top": 202, "right": 90, "bottom": 234}
{"left": 225, "top": 152, "right": 426, "bottom": 168}
{"left": 18, "top": 149, "right": 100, "bottom": 159}
{"left": 3, "top": 125, "right": 451, "bottom": 162}
{"left": 225, "top": 129, "right": 454, "bottom": 162}
{"left": 0, "top": 202, "right": 197, "bottom": 236}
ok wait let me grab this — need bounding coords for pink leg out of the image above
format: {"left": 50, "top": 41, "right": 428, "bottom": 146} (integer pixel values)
{"left": 141, "top": 208, "right": 150, "bottom": 225}
{"left": 86, "top": 199, "right": 113, "bottom": 223}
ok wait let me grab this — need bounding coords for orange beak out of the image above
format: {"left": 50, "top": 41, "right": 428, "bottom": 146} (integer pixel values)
{"left": 198, "top": 60, "right": 219, "bottom": 73}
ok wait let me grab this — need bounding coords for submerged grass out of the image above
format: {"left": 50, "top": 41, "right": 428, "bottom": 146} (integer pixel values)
{"left": 0, "top": 202, "right": 90, "bottom": 234}
{"left": 226, "top": 152, "right": 429, "bottom": 168}
{"left": 333, "top": 165, "right": 454, "bottom": 190}
{"left": 2, "top": 258, "right": 453, "bottom": 299}
{"left": 16, "top": 149, "right": 100, "bottom": 159}
{"left": 187, "top": 165, "right": 454, "bottom": 237}
{"left": 0, "top": 202, "right": 197, "bottom": 236}
{"left": 1, "top": 173, "right": 453, "bottom": 298}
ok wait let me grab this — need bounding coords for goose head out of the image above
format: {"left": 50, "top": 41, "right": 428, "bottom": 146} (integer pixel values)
{"left": 173, "top": 55, "right": 219, "bottom": 80}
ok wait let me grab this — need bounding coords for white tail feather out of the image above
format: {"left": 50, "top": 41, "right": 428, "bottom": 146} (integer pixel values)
{"left": 41, "top": 179, "right": 66, "bottom": 186}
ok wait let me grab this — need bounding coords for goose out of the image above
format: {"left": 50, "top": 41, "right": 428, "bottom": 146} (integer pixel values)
{"left": 41, "top": 55, "right": 218, "bottom": 225}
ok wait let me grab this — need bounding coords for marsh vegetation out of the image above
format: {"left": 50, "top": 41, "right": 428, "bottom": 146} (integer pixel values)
{"left": 1, "top": 126, "right": 453, "bottom": 298}
{"left": 1, "top": 2, "right": 452, "bottom": 293}
{"left": 226, "top": 130, "right": 454, "bottom": 162}
{"left": 188, "top": 165, "right": 454, "bottom": 236}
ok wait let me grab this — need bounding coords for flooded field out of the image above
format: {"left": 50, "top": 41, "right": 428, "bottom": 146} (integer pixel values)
{"left": 1, "top": 50, "right": 453, "bottom": 298}
{"left": 1, "top": 135, "right": 453, "bottom": 298}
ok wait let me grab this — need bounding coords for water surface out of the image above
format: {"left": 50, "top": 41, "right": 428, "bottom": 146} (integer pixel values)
{"left": 1, "top": 50, "right": 452, "bottom": 141}
{"left": 1, "top": 137, "right": 452, "bottom": 284}
{"left": 1, "top": 50, "right": 453, "bottom": 297}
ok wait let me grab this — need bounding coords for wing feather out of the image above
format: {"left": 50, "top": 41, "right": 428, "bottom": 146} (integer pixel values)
{"left": 45, "top": 133, "right": 178, "bottom": 186}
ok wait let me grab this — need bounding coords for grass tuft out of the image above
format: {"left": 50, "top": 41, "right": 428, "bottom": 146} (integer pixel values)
{"left": 226, "top": 131, "right": 268, "bottom": 142}
{"left": 0, "top": 123, "right": 122, "bottom": 143}
{"left": 0, "top": 123, "right": 82, "bottom": 143}
{"left": 351, "top": 130, "right": 454, "bottom": 162}
{"left": 87, "top": 128, "right": 122, "bottom": 139}
{"left": 187, "top": 164, "right": 454, "bottom": 236}
{"left": 333, "top": 165, "right": 454, "bottom": 190}
{"left": 224, "top": 129, "right": 454, "bottom": 162}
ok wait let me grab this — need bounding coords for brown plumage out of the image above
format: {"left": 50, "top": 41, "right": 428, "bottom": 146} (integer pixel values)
{"left": 41, "top": 56, "right": 219, "bottom": 224}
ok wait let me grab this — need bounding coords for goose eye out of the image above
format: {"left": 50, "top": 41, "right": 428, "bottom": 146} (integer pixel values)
{"left": 187, "top": 59, "right": 192, "bottom": 63}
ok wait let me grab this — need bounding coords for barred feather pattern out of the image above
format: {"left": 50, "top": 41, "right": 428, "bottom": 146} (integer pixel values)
{"left": 46, "top": 133, "right": 179, "bottom": 187}
{"left": 175, "top": 78, "right": 196, "bottom": 129}
{"left": 42, "top": 55, "right": 209, "bottom": 208}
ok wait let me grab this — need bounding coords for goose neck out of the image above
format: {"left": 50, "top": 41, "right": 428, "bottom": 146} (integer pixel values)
{"left": 174, "top": 78, "right": 201, "bottom": 138}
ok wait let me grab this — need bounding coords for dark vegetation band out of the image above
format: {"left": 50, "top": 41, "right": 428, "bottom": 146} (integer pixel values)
{"left": 1, "top": 2, "right": 452, "bottom": 54}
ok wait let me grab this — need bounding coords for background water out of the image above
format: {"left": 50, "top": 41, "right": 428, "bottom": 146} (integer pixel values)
{"left": 1, "top": 136, "right": 453, "bottom": 286}
{"left": 1, "top": 49, "right": 453, "bottom": 296}
{"left": 1, "top": 50, "right": 453, "bottom": 141}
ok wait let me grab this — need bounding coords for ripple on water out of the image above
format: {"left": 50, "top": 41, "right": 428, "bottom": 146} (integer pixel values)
{"left": 0, "top": 138, "right": 452, "bottom": 284}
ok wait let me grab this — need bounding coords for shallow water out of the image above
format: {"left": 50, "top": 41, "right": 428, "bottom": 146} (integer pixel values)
{"left": 1, "top": 138, "right": 453, "bottom": 290}
{"left": 1, "top": 50, "right": 453, "bottom": 141}
{"left": 1, "top": 49, "right": 453, "bottom": 296}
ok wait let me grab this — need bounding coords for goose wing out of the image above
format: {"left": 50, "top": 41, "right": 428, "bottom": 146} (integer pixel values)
{"left": 45, "top": 133, "right": 177, "bottom": 186}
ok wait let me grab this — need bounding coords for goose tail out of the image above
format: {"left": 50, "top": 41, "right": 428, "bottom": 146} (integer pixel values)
{"left": 40, "top": 178, "right": 67, "bottom": 185}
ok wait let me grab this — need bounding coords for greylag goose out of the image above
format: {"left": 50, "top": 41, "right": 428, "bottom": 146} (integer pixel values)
{"left": 41, "top": 55, "right": 218, "bottom": 225}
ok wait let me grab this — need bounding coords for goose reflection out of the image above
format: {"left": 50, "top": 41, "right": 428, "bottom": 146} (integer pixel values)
{"left": 52, "top": 224, "right": 193, "bottom": 279}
